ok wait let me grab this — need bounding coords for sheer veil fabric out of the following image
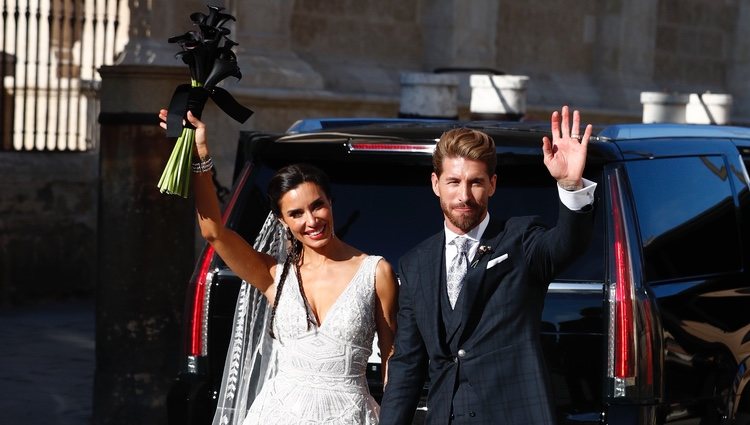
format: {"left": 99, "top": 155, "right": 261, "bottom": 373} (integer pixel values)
{"left": 212, "top": 213, "right": 287, "bottom": 425}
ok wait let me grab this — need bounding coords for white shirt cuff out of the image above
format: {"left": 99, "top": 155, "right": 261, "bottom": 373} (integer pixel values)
{"left": 558, "top": 178, "right": 596, "bottom": 211}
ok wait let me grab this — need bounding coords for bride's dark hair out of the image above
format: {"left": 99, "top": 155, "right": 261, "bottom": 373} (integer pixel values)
{"left": 267, "top": 163, "right": 332, "bottom": 338}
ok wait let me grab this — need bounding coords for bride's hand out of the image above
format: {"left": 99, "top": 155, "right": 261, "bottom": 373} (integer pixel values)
{"left": 158, "top": 109, "right": 210, "bottom": 159}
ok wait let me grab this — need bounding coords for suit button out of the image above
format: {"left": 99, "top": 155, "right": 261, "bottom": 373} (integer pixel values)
{"left": 457, "top": 349, "right": 466, "bottom": 358}
{"left": 469, "top": 411, "right": 476, "bottom": 417}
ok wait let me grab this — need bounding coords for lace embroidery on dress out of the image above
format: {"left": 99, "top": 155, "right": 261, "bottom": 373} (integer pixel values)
{"left": 243, "top": 254, "right": 383, "bottom": 425}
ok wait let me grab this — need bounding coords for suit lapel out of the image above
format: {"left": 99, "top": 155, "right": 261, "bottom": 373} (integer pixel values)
{"left": 417, "top": 232, "right": 446, "bottom": 344}
{"left": 457, "top": 219, "right": 507, "bottom": 341}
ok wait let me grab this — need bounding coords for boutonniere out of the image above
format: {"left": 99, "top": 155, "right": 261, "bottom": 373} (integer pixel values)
{"left": 471, "top": 245, "right": 494, "bottom": 268}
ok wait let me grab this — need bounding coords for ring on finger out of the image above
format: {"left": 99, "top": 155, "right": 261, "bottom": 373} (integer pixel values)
{"left": 571, "top": 134, "right": 582, "bottom": 141}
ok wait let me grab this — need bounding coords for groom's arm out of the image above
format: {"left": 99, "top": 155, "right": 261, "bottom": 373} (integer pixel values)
{"left": 524, "top": 196, "right": 596, "bottom": 284}
{"left": 379, "top": 261, "right": 428, "bottom": 425}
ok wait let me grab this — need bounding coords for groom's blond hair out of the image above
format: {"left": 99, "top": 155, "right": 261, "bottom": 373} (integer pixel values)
{"left": 433, "top": 127, "right": 497, "bottom": 176}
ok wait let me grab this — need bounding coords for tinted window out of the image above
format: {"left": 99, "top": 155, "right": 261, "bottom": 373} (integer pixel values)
{"left": 626, "top": 156, "right": 741, "bottom": 282}
{"left": 243, "top": 157, "right": 604, "bottom": 281}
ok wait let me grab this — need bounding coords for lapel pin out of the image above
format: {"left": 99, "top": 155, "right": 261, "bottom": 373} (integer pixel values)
{"left": 471, "top": 245, "right": 494, "bottom": 268}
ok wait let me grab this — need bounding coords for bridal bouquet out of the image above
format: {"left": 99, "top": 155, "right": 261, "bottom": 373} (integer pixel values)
{"left": 158, "top": 4, "right": 253, "bottom": 198}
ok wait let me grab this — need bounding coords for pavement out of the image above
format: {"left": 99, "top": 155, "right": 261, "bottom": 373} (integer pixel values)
{"left": 0, "top": 299, "right": 95, "bottom": 425}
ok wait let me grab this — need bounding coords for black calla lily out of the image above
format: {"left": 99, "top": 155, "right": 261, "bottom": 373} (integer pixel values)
{"left": 190, "top": 12, "right": 207, "bottom": 25}
{"left": 204, "top": 5, "right": 236, "bottom": 27}
{"left": 174, "top": 50, "right": 197, "bottom": 80}
{"left": 168, "top": 33, "right": 193, "bottom": 45}
{"left": 159, "top": 4, "right": 252, "bottom": 198}
{"left": 168, "top": 5, "right": 245, "bottom": 88}
{"left": 204, "top": 48, "right": 241, "bottom": 88}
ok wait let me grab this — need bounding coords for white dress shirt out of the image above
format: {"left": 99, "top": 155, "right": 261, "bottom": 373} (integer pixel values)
{"left": 443, "top": 178, "right": 597, "bottom": 275}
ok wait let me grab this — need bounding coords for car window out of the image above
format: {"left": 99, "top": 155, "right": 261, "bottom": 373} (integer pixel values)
{"left": 240, "top": 157, "right": 604, "bottom": 282}
{"left": 625, "top": 155, "right": 741, "bottom": 282}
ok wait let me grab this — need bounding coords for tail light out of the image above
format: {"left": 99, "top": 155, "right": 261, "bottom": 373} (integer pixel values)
{"left": 188, "top": 245, "right": 215, "bottom": 357}
{"left": 610, "top": 173, "right": 635, "bottom": 380}
{"left": 186, "top": 164, "right": 253, "bottom": 359}
{"left": 607, "top": 169, "right": 657, "bottom": 398}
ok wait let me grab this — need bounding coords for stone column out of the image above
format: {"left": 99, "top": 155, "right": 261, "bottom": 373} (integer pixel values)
{"left": 727, "top": 0, "right": 750, "bottom": 122}
{"left": 420, "top": 0, "right": 500, "bottom": 104}
{"left": 117, "top": 0, "right": 210, "bottom": 65}
{"left": 227, "top": 0, "right": 323, "bottom": 89}
{"left": 93, "top": 65, "right": 196, "bottom": 425}
{"left": 592, "top": 0, "right": 659, "bottom": 110}
{"left": 421, "top": 0, "right": 499, "bottom": 71}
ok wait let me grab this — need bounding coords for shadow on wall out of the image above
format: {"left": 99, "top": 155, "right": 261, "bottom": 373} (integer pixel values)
{"left": 0, "top": 150, "right": 98, "bottom": 307}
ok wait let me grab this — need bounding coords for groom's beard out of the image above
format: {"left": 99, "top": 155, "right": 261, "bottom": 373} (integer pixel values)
{"left": 441, "top": 198, "right": 486, "bottom": 233}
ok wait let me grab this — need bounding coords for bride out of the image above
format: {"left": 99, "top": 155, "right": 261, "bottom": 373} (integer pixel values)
{"left": 158, "top": 110, "right": 398, "bottom": 424}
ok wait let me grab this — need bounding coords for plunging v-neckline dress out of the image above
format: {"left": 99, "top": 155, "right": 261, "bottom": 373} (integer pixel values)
{"left": 243, "top": 255, "right": 382, "bottom": 424}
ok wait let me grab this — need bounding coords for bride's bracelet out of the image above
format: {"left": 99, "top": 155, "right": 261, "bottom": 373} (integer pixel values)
{"left": 191, "top": 155, "right": 214, "bottom": 173}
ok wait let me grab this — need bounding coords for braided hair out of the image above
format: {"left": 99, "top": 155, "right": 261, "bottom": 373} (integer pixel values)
{"left": 267, "top": 164, "right": 332, "bottom": 339}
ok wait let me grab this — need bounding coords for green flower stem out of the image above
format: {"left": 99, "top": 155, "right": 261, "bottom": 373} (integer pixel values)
{"left": 158, "top": 80, "right": 203, "bottom": 198}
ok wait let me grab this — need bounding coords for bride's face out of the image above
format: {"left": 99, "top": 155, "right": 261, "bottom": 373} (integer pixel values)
{"left": 278, "top": 182, "right": 335, "bottom": 248}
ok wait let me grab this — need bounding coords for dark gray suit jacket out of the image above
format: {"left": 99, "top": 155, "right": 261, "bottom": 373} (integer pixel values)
{"left": 379, "top": 202, "right": 594, "bottom": 425}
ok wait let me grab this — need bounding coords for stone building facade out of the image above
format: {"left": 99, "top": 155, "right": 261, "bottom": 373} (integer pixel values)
{"left": 3, "top": 1, "right": 750, "bottom": 424}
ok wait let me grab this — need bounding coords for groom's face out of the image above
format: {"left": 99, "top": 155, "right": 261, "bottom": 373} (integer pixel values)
{"left": 432, "top": 156, "right": 496, "bottom": 235}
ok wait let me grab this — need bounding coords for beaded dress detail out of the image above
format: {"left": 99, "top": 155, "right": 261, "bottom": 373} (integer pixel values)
{"left": 243, "top": 255, "right": 382, "bottom": 425}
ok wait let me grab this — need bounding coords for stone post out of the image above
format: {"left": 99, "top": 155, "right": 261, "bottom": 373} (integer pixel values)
{"left": 399, "top": 72, "right": 459, "bottom": 119}
{"left": 94, "top": 65, "right": 196, "bottom": 425}
{"left": 640, "top": 91, "right": 689, "bottom": 123}
{"left": 469, "top": 74, "right": 530, "bottom": 121}
{"left": 686, "top": 93, "right": 733, "bottom": 125}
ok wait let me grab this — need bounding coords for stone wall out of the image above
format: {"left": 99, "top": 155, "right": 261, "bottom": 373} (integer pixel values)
{"left": 654, "top": 0, "right": 735, "bottom": 90}
{"left": 275, "top": 0, "right": 750, "bottom": 123}
{"left": 0, "top": 151, "right": 98, "bottom": 306}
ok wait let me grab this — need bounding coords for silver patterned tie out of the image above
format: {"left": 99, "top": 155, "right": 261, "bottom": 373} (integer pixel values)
{"left": 447, "top": 236, "right": 471, "bottom": 309}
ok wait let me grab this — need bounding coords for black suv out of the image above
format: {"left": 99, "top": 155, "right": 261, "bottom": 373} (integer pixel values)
{"left": 167, "top": 118, "right": 750, "bottom": 425}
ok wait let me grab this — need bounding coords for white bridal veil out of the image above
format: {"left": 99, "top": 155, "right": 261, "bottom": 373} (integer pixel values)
{"left": 212, "top": 212, "right": 286, "bottom": 425}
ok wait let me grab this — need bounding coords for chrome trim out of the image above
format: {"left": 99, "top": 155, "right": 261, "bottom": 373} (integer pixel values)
{"left": 547, "top": 282, "right": 605, "bottom": 293}
{"left": 613, "top": 376, "right": 636, "bottom": 398}
{"left": 607, "top": 283, "right": 616, "bottom": 378}
{"left": 201, "top": 269, "right": 216, "bottom": 356}
{"left": 186, "top": 355, "right": 200, "bottom": 374}
{"left": 216, "top": 268, "right": 238, "bottom": 277}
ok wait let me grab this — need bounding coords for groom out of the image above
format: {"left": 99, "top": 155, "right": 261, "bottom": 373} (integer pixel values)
{"left": 379, "top": 106, "right": 597, "bottom": 425}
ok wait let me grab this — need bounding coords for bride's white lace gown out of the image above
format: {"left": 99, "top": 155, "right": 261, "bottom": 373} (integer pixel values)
{"left": 243, "top": 255, "right": 383, "bottom": 425}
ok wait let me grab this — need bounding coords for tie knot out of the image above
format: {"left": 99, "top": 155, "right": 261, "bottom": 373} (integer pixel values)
{"left": 452, "top": 236, "right": 471, "bottom": 254}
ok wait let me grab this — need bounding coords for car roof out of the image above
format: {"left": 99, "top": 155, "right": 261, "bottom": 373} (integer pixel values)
{"left": 239, "top": 118, "right": 750, "bottom": 171}
{"left": 598, "top": 123, "right": 750, "bottom": 141}
{"left": 286, "top": 118, "right": 750, "bottom": 141}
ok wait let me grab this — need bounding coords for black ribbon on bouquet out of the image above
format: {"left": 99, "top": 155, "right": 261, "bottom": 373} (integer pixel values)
{"left": 166, "top": 84, "right": 254, "bottom": 138}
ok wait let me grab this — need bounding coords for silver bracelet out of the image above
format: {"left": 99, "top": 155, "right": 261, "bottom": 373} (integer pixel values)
{"left": 559, "top": 181, "right": 583, "bottom": 191}
{"left": 191, "top": 156, "right": 214, "bottom": 173}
